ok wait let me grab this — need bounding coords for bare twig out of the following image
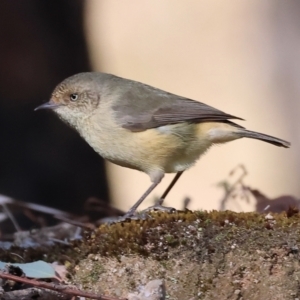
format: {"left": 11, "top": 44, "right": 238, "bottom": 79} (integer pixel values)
{"left": 219, "top": 164, "right": 249, "bottom": 210}
{"left": 1, "top": 203, "right": 21, "bottom": 232}
{"left": 0, "top": 194, "right": 71, "bottom": 218}
{"left": 0, "top": 272, "right": 126, "bottom": 300}
{"left": 55, "top": 215, "right": 95, "bottom": 230}
{"left": 0, "top": 287, "right": 70, "bottom": 300}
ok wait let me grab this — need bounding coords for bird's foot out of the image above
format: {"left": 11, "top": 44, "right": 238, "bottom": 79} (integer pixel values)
{"left": 101, "top": 213, "right": 147, "bottom": 224}
{"left": 102, "top": 205, "right": 176, "bottom": 224}
{"left": 141, "top": 204, "right": 176, "bottom": 214}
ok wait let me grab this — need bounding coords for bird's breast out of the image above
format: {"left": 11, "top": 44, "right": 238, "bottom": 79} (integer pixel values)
{"left": 80, "top": 115, "right": 213, "bottom": 175}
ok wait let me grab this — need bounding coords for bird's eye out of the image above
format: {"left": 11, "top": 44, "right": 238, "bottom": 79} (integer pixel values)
{"left": 70, "top": 93, "right": 78, "bottom": 102}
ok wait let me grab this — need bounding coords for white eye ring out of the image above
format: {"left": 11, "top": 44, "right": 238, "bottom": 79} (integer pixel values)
{"left": 70, "top": 93, "right": 78, "bottom": 102}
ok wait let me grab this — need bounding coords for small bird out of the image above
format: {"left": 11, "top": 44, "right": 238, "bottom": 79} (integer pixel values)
{"left": 35, "top": 72, "right": 290, "bottom": 217}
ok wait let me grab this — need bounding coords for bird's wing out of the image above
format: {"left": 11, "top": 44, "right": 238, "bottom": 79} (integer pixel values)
{"left": 111, "top": 81, "right": 244, "bottom": 132}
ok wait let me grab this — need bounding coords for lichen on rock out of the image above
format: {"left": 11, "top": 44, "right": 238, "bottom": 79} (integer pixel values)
{"left": 71, "top": 209, "right": 300, "bottom": 299}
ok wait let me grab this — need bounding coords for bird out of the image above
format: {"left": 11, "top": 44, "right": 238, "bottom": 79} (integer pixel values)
{"left": 35, "top": 72, "right": 290, "bottom": 217}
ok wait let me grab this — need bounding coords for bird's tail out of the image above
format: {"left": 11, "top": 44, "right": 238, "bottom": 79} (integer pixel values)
{"left": 237, "top": 129, "right": 290, "bottom": 148}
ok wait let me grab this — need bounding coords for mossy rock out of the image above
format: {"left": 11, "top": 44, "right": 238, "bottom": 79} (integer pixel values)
{"left": 71, "top": 209, "right": 300, "bottom": 299}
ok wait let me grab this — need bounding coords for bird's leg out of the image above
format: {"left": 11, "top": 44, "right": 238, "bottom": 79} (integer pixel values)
{"left": 158, "top": 171, "right": 184, "bottom": 205}
{"left": 123, "top": 171, "right": 184, "bottom": 219}
{"left": 144, "top": 171, "right": 184, "bottom": 213}
{"left": 124, "top": 176, "right": 163, "bottom": 218}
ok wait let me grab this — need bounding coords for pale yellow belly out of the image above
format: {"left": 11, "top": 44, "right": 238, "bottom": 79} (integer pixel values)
{"left": 93, "top": 123, "right": 212, "bottom": 174}
{"left": 80, "top": 119, "right": 239, "bottom": 177}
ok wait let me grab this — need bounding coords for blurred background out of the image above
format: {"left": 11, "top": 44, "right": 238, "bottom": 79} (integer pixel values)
{"left": 0, "top": 0, "right": 299, "bottom": 218}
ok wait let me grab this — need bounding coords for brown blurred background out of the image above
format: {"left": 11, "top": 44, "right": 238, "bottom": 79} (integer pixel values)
{"left": 0, "top": 1, "right": 109, "bottom": 217}
{"left": 0, "top": 0, "right": 299, "bottom": 216}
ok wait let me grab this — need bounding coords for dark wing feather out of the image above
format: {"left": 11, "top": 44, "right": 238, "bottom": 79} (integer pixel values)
{"left": 111, "top": 78, "right": 244, "bottom": 132}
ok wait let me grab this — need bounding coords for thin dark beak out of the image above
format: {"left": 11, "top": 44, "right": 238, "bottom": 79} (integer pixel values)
{"left": 34, "top": 101, "right": 61, "bottom": 111}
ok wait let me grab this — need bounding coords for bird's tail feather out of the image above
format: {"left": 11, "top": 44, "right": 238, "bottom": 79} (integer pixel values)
{"left": 238, "top": 130, "right": 290, "bottom": 148}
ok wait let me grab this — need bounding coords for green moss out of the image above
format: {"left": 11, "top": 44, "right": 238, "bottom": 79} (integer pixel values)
{"left": 75, "top": 209, "right": 300, "bottom": 263}
{"left": 69, "top": 208, "right": 300, "bottom": 299}
{"left": 79, "top": 261, "right": 106, "bottom": 286}
{"left": 2, "top": 208, "right": 300, "bottom": 268}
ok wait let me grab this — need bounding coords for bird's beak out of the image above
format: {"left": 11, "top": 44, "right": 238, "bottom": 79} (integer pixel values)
{"left": 34, "top": 100, "right": 62, "bottom": 111}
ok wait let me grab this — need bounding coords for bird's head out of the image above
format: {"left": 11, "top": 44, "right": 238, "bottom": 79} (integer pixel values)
{"left": 35, "top": 73, "right": 101, "bottom": 126}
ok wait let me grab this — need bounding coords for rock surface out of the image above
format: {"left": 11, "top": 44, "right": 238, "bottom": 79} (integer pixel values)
{"left": 71, "top": 210, "right": 300, "bottom": 299}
